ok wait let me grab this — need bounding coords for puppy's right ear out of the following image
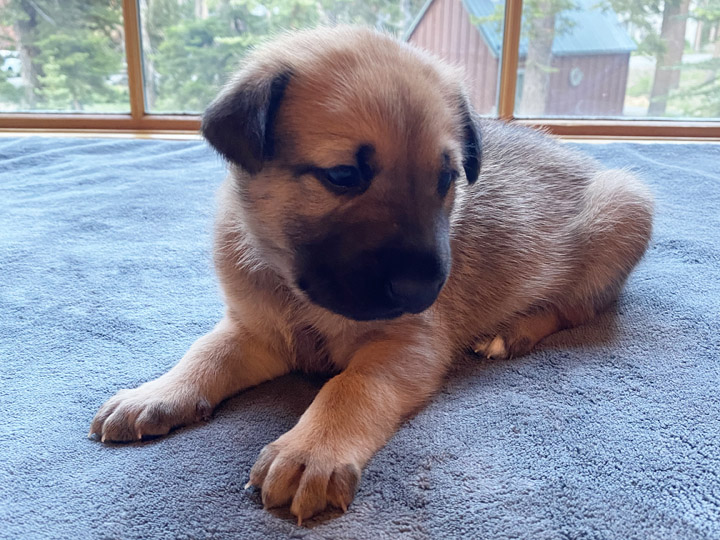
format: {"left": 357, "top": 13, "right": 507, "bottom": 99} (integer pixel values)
{"left": 201, "top": 69, "right": 292, "bottom": 174}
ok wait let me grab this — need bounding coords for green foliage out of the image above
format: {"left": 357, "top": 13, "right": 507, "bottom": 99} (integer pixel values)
{"left": 0, "top": 0, "right": 425, "bottom": 113}
{"left": 523, "top": 0, "right": 578, "bottom": 40}
{"left": 3, "top": 0, "right": 714, "bottom": 117}
{"left": 144, "top": 0, "right": 425, "bottom": 112}
{"left": 626, "top": 72, "right": 651, "bottom": 97}
{"left": 602, "top": 0, "right": 666, "bottom": 56}
{"left": 152, "top": 17, "right": 255, "bottom": 111}
{"left": 679, "top": 0, "right": 720, "bottom": 116}
{"left": 670, "top": 58, "right": 720, "bottom": 116}
{"left": 603, "top": 0, "right": 720, "bottom": 117}
{"left": 0, "top": 57, "right": 23, "bottom": 103}
{"left": 0, "top": 0, "right": 127, "bottom": 111}
{"left": 470, "top": 0, "right": 578, "bottom": 44}
{"left": 36, "top": 33, "right": 124, "bottom": 110}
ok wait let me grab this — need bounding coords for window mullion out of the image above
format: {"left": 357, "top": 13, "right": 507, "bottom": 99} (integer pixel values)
{"left": 122, "top": 0, "right": 146, "bottom": 123}
{"left": 498, "top": 0, "right": 523, "bottom": 120}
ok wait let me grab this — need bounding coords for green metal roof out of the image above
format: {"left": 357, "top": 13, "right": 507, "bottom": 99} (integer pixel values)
{"left": 406, "top": 0, "right": 636, "bottom": 57}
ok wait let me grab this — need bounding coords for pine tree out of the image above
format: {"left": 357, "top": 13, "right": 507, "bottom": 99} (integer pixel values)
{"left": 0, "top": 0, "right": 126, "bottom": 111}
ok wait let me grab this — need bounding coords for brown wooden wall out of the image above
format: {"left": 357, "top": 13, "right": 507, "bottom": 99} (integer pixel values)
{"left": 408, "top": 0, "right": 500, "bottom": 114}
{"left": 545, "top": 54, "right": 630, "bottom": 116}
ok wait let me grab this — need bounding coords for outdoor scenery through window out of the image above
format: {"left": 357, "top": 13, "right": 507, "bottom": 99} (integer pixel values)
{"left": 0, "top": 0, "right": 718, "bottom": 119}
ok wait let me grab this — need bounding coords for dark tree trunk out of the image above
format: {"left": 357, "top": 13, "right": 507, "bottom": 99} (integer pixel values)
{"left": 13, "top": 0, "right": 41, "bottom": 107}
{"left": 519, "top": 6, "right": 555, "bottom": 116}
{"left": 648, "top": 0, "right": 691, "bottom": 116}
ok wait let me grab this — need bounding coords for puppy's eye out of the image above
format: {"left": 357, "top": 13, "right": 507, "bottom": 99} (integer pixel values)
{"left": 325, "top": 165, "right": 361, "bottom": 188}
{"left": 294, "top": 145, "right": 375, "bottom": 195}
{"left": 438, "top": 169, "right": 459, "bottom": 197}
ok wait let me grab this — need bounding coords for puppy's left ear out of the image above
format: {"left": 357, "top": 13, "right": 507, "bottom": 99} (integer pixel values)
{"left": 201, "top": 69, "right": 292, "bottom": 174}
{"left": 458, "top": 96, "right": 481, "bottom": 184}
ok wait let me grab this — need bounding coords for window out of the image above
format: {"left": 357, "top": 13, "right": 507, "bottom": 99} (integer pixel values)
{"left": 139, "top": 0, "right": 431, "bottom": 114}
{"left": 0, "top": 0, "right": 718, "bottom": 137}
{"left": 0, "top": 0, "right": 128, "bottom": 113}
{"left": 515, "top": 0, "right": 720, "bottom": 120}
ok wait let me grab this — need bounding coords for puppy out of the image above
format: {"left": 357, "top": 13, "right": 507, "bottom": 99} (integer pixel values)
{"left": 90, "top": 26, "right": 653, "bottom": 523}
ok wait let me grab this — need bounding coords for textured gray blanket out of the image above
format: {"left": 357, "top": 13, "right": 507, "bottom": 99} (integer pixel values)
{"left": 1, "top": 137, "right": 718, "bottom": 539}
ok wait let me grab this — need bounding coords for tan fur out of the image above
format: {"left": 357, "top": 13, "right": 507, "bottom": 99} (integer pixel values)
{"left": 90, "top": 26, "right": 654, "bottom": 523}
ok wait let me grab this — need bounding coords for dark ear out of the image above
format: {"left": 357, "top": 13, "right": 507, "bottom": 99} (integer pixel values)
{"left": 201, "top": 70, "right": 292, "bottom": 174}
{"left": 458, "top": 96, "right": 481, "bottom": 184}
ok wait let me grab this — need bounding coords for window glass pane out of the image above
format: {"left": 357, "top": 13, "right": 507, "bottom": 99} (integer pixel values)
{"left": 407, "top": 0, "right": 505, "bottom": 115}
{"left": 0, "top": 0, "right": 129, "bottom": 113}
{"left": 514, "top": 0, "right": 720, "bottom": 119}
{"left": 139, "top": 0, "right": 449, "bottom": 114}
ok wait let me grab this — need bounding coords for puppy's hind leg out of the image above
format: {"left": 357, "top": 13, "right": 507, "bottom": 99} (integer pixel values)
{"left": 558, "top": 168, "right": 654, "bottom": 327}
{"left": 473, "top": 307, "right": 564, "bottom": 360}
{"left": 475, "top": 169, "right": 653, "bottom": 360}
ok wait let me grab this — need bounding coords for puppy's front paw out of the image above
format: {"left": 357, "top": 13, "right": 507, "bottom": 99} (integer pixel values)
{"left": 248, "top": 432, "right": 361, "bottom": 524}
{"left": 89, "top": 380, "right": 212, "bottom": 443}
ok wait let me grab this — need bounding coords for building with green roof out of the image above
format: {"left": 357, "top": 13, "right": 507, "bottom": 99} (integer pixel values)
{"left": 406, "top": 0, "right": 636, "bottom": 116}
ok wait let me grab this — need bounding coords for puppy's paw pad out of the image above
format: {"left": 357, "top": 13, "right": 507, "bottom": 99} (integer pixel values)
{"left": 473, "top": 335, "right": 507, "bottom": 359}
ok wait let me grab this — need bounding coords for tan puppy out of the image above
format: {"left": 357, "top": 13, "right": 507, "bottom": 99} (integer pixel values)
{"left": 89, "top": 26, "right": 653, "bottom": 523}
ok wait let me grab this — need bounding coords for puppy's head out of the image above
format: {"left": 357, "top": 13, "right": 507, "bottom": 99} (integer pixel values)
{"left": 203, "top": 26, "right": 481, "bottom": 321}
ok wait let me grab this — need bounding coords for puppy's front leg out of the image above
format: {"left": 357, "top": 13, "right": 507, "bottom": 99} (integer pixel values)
{"left": 249, "top": 333, "right": 448, "bottom": 523}
{"left": 89, "top": 315, "right": 289, "bottom": 442}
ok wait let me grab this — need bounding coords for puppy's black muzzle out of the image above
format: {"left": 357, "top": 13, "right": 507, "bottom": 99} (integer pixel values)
{"left": 297, "top": 240, "right": 450, "bottom": 321}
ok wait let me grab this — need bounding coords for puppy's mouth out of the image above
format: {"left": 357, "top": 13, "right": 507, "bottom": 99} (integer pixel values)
{"left": 298, "top": 279, "right": 442, "bottom": 321}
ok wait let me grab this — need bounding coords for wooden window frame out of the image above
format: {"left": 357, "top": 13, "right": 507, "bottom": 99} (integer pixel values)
{"left": 0, "top": 0, "right": 719, "bottom": 139}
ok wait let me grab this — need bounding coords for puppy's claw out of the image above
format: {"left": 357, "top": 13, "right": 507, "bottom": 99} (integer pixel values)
{"left": 472, "top": 338, "right": 491, "bottom": 354}
{"left": 487, "top": 336, "right": 506, "bottom": 358}
{"left": 297, "top": 516, "right": 303, "bottom": 527}
{"left": 101, "top": 434, "right": 106, "bottom": 444}
{"left": 244, "top": 481, "right": 253, "bottom": 490}
{"left": 340, "top": 503, "right": 348, "bottom": 513}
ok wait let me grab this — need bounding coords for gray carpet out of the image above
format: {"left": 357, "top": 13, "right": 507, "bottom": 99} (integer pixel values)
{"left": 1, "top": 136, "right": 718, "bottom": 539}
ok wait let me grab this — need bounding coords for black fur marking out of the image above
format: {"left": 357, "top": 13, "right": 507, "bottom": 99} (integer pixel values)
{"left": 201, "top": 70, "right": 292, "bottom": 174}
{"left": 458, "top": 97, "right": 481, "bottom": 184}
{"left": 356, "top": 144, "right": 376, "bottom": 182}
{"left": 262, "top": 72, "right": 291, "bottom": 161}
{"left": 295, "top": 228, "right": 450, "bottom": 321}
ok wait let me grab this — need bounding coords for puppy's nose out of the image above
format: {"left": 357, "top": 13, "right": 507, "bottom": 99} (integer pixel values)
{"left": 387, "top": 274, "right": 445, "bottom": 314}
